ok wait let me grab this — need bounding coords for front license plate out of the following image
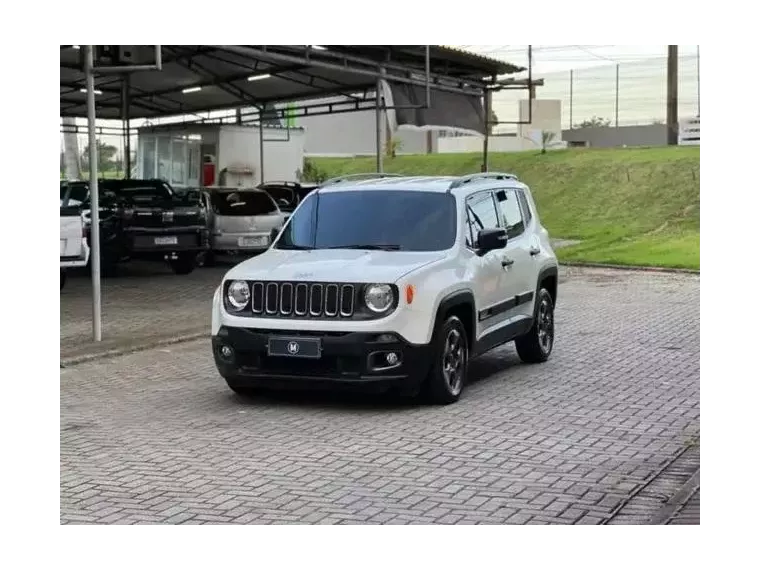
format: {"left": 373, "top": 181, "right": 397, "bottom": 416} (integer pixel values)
{"left": 239, "top": 236, "right": 267, "bottom": 248}
{"left": 268, "top": 336, "right": 322, "bottom": 359}
{"left": 154, "top": 236, "right": 178, "bottom": 245}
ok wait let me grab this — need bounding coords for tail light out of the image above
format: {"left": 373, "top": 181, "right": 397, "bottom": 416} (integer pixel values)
{"left": 122, "top": 208, "right": 134, "bottom": 219}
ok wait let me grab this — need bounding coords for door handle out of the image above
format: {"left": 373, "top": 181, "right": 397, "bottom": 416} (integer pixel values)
{"left": 529, "top": 246, "right": 541, "bottom": 256}
{"left": 501, "top": 258, "right": 514, "bottom": 267}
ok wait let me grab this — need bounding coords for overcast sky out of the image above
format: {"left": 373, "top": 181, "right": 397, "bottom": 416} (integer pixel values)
{"left": 453, "top": 45, "right": 699, "bottom": 75}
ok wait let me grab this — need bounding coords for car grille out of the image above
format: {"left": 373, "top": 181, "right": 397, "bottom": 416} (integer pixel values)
{"left": 251, "top": 281, "right": 355, "bottom": 318}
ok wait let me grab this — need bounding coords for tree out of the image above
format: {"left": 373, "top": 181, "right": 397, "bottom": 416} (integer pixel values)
{"left": 574, "top": 116, "right": 611, "bottom": 129}
{"left": 488, "top": 108, "right": 499, "bottom": 135}
{"left": 540, "top": 131, "right": 557, "bottom": 154}
{"left": 80, "top": 139, "right": 119, "bottom": 172}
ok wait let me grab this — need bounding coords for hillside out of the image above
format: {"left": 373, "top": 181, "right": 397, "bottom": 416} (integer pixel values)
{"left": 311, "top": 146, "right": 700, "bottom": 270}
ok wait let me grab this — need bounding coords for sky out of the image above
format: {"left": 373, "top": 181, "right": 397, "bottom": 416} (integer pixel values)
{"left": 451, "top": 45, "right": 700, "bottom": 130}
{"left": 454, "top": 45, "right": 699, "bottom": 75}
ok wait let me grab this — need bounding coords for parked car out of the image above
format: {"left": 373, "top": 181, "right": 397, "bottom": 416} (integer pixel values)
{"left": 60, "top": 179, "right": 209, "bottom": 275}
{"left": 211, "top": 171, "right": 559, "bottom": 404}
{"left": 59, "top": 186, "right": 90, "bottom": 290}
{"left": 256, "top": 181, "right": 319, "bottom": 221}
{"left": 200, "top": 186, "right": 286, "bottom": 264}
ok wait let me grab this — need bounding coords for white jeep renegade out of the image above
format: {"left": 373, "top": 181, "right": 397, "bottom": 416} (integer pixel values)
{"left": 211, "top": 172, "right": 558, "bottom": 404}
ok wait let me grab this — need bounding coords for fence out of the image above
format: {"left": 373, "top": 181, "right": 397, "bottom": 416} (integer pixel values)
{"left": 491, "top": 54, "right": 700, "bottom": 131}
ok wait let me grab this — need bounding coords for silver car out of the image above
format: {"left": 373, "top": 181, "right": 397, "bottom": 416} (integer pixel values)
{"left": 201, "top": 186, "right": 285, "bottom": 262}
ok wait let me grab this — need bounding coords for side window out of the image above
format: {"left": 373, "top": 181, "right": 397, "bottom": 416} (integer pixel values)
{"left": 517, "top": 190, "right": 533, "bottom": 225}
{"left": 495, "top": 189, "right": 525, "bottom": 239}
{"left": 465, "top": 192, "right": 499, "bottom": 248}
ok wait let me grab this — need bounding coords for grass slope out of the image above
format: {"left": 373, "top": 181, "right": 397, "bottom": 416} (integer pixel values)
{"left": 312, "top": 146, "right": 700, "bottom": 270}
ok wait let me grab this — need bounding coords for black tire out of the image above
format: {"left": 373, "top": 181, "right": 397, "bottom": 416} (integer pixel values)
{"left": 203, "top": 251, "right": 216, "bottom": 267}
{"left": 168, "top": 254, "right": 196, "bottom": 275}
{"left": 423, "top": 315, "right": 469, "bottom": 405}
{"left": 60, "top": 269, "right": 67, "bottom": 290}
{"left": 515, "top": 288, "right": 555, "bottom": 363}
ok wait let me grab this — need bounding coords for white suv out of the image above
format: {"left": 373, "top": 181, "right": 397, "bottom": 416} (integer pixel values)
{"left": 211, "top": 172, "right": 558, "bottom": 404}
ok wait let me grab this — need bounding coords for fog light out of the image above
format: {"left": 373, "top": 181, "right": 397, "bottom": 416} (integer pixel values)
{"left": 220, "top": 345, "right": 234, "bottom": 360}
{"left": 375, "top": 334, "right": 397, "bottom": 343}
{"left": 386, "top": 352, "right": 399, "bottom": 365}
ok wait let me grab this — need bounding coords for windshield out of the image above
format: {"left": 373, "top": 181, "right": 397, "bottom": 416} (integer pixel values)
{"left": 261, "top": 186, "right": 296, "bottom": 209}
{"left": 275, "top": 190, "right": 457, "bottom": 252}
{"left": 210, "top": 190, "right": 278, "bottom": 216}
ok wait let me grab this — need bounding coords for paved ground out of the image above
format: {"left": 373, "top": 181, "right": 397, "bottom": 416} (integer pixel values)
{"left": 60, "top": 260, "right": 229, "bottom": 362}
{"left": 668, "top": 489, "right": 700, "bottom": 525}
{"left": 60, "top": 266, "right": 700, "bottom": 524}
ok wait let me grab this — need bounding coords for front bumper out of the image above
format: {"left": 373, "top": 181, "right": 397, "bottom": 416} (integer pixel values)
{"left": 125, "top": 226, "right": 209, "bottom": 256}
{"left": 60, "top": 239, "right": 90, "bottom": 268}
{"left": 212, "top": 326, "right": 432, "bottom": 389}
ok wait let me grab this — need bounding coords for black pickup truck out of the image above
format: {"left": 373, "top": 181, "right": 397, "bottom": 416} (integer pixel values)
{"left": 60, "top": 178, "right": 209, "bottom": 275}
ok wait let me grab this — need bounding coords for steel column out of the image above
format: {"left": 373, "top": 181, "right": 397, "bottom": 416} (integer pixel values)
{"left": 121, "top": 75, "right": 131, "bottom": 178}
{"left": 376, "top": 70, "right": 384, "bottom": 173}
{"left": 615, "top": 64, "right": 620, "bottom": 128}
{"left": 85, "top": 46, "right": 102, "bottom": 342}
{"left": 259, "top": 109, "right": 265, "bottom": 184}
{"left": 482, "top": 88, "right": 491, "bottom": 172}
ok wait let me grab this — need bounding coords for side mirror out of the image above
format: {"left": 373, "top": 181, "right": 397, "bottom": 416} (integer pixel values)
{"left": 477, "top": 227, "right": 508, "bottom": 254}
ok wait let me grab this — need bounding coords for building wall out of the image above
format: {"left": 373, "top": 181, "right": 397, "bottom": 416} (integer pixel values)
{"left": 218, "top": 126, "right": 306, "bottom": 183}
{"left": 290, "top": 95, "right": 433, "bottom": 157}
{"left": 561, "top": 124, "right": 668, "bottom": 148}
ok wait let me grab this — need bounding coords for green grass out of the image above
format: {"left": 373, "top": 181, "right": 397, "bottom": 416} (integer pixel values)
{"left": 311, "top": 146, "right": 700, "bottom": 270}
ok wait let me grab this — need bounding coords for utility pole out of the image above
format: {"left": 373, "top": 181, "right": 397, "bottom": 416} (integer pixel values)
{"left": 666, "top": 45, "right": 679, "bottom": 145}
{"left": 615, "top": 64, "right": 620, "bottom": 128}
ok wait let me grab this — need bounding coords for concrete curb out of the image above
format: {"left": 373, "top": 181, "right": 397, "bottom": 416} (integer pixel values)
{"left": 561, "top": 261, "right": 699, "bottom": 275}
{"left": 61, "top": 331, "right": 207, "bottom": 368}
{"left": 649, "top": 469, "right": 701, "bottom": 525}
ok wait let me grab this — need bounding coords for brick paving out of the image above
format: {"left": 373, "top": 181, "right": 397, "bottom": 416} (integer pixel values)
{"left": 60, "top": 266, "right": 700, "bottom": 524}
{"left": 60, "top": 261, "right": 231, "bottom": 361}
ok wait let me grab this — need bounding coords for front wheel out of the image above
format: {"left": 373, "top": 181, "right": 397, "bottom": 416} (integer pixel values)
{"left": 60, "top": 269, "right": 67, "bottom": 290}
{"left": 423, "top": 315, "right": 469, "bottom": 405}
{"left": 168, "top": 254, "right": 196, "bottom": 275}
{"left": 515, "top": 288, "right": 555, "bottom": 363}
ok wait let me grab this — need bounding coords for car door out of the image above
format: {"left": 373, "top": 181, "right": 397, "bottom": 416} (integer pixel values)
{"left": 494, "top": 187, "right": 534, "bottom": 321}
{"left": 464, "top": 190, "right": 517, "bottom": 337}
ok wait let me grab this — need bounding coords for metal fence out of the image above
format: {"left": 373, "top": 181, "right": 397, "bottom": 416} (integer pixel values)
{"left": 492, "top": 54, "right": 700, "bottom": 131}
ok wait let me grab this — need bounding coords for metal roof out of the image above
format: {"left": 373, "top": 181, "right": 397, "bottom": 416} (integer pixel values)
{"left": 60, "top": 45, "right": 522, "bottom": 120}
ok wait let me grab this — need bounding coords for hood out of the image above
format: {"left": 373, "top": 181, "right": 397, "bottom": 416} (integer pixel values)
{"left": 225, "top": 248, "right": 446, "bottom": 283}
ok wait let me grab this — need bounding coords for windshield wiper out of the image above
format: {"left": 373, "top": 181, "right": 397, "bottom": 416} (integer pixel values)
{"left": 325, "top": 244, "right": 402, "bottom": 251}
{"left": 275, "top": 244, "right": 314, "bottom": 250}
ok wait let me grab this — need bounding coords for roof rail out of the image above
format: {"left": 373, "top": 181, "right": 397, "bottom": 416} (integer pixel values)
{"left": 447, "top": 171, "right": 519, "bottom": 191}
{"left": 320, "top": 173, "right": 405, "bottom": 186}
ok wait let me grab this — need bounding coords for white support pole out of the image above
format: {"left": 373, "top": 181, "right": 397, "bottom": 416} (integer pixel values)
{"left": 84, "top": 45, "right": 102, "bottom": 342}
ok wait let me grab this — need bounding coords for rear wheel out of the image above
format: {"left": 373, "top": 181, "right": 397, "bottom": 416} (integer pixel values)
{"left": 168, "top": 254, "right": 196, "bottom": 275}
{"left": 515, "top": 288, "right": 555, "bottom": 363}
{"left": 202, "top": 250, "right": 216, "bottom": 267}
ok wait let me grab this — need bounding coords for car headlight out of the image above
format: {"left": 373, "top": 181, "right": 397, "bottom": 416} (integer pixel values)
{"left": 227, "top": 280, "right": 250, "bottom": 311}
{"left": 364, "top": 284, "right": 394, "bottom": 313}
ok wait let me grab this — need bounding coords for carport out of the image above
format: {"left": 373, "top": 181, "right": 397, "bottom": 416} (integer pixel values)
{"left": 60, "top": 45, "right": 525, "bottom": 342}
